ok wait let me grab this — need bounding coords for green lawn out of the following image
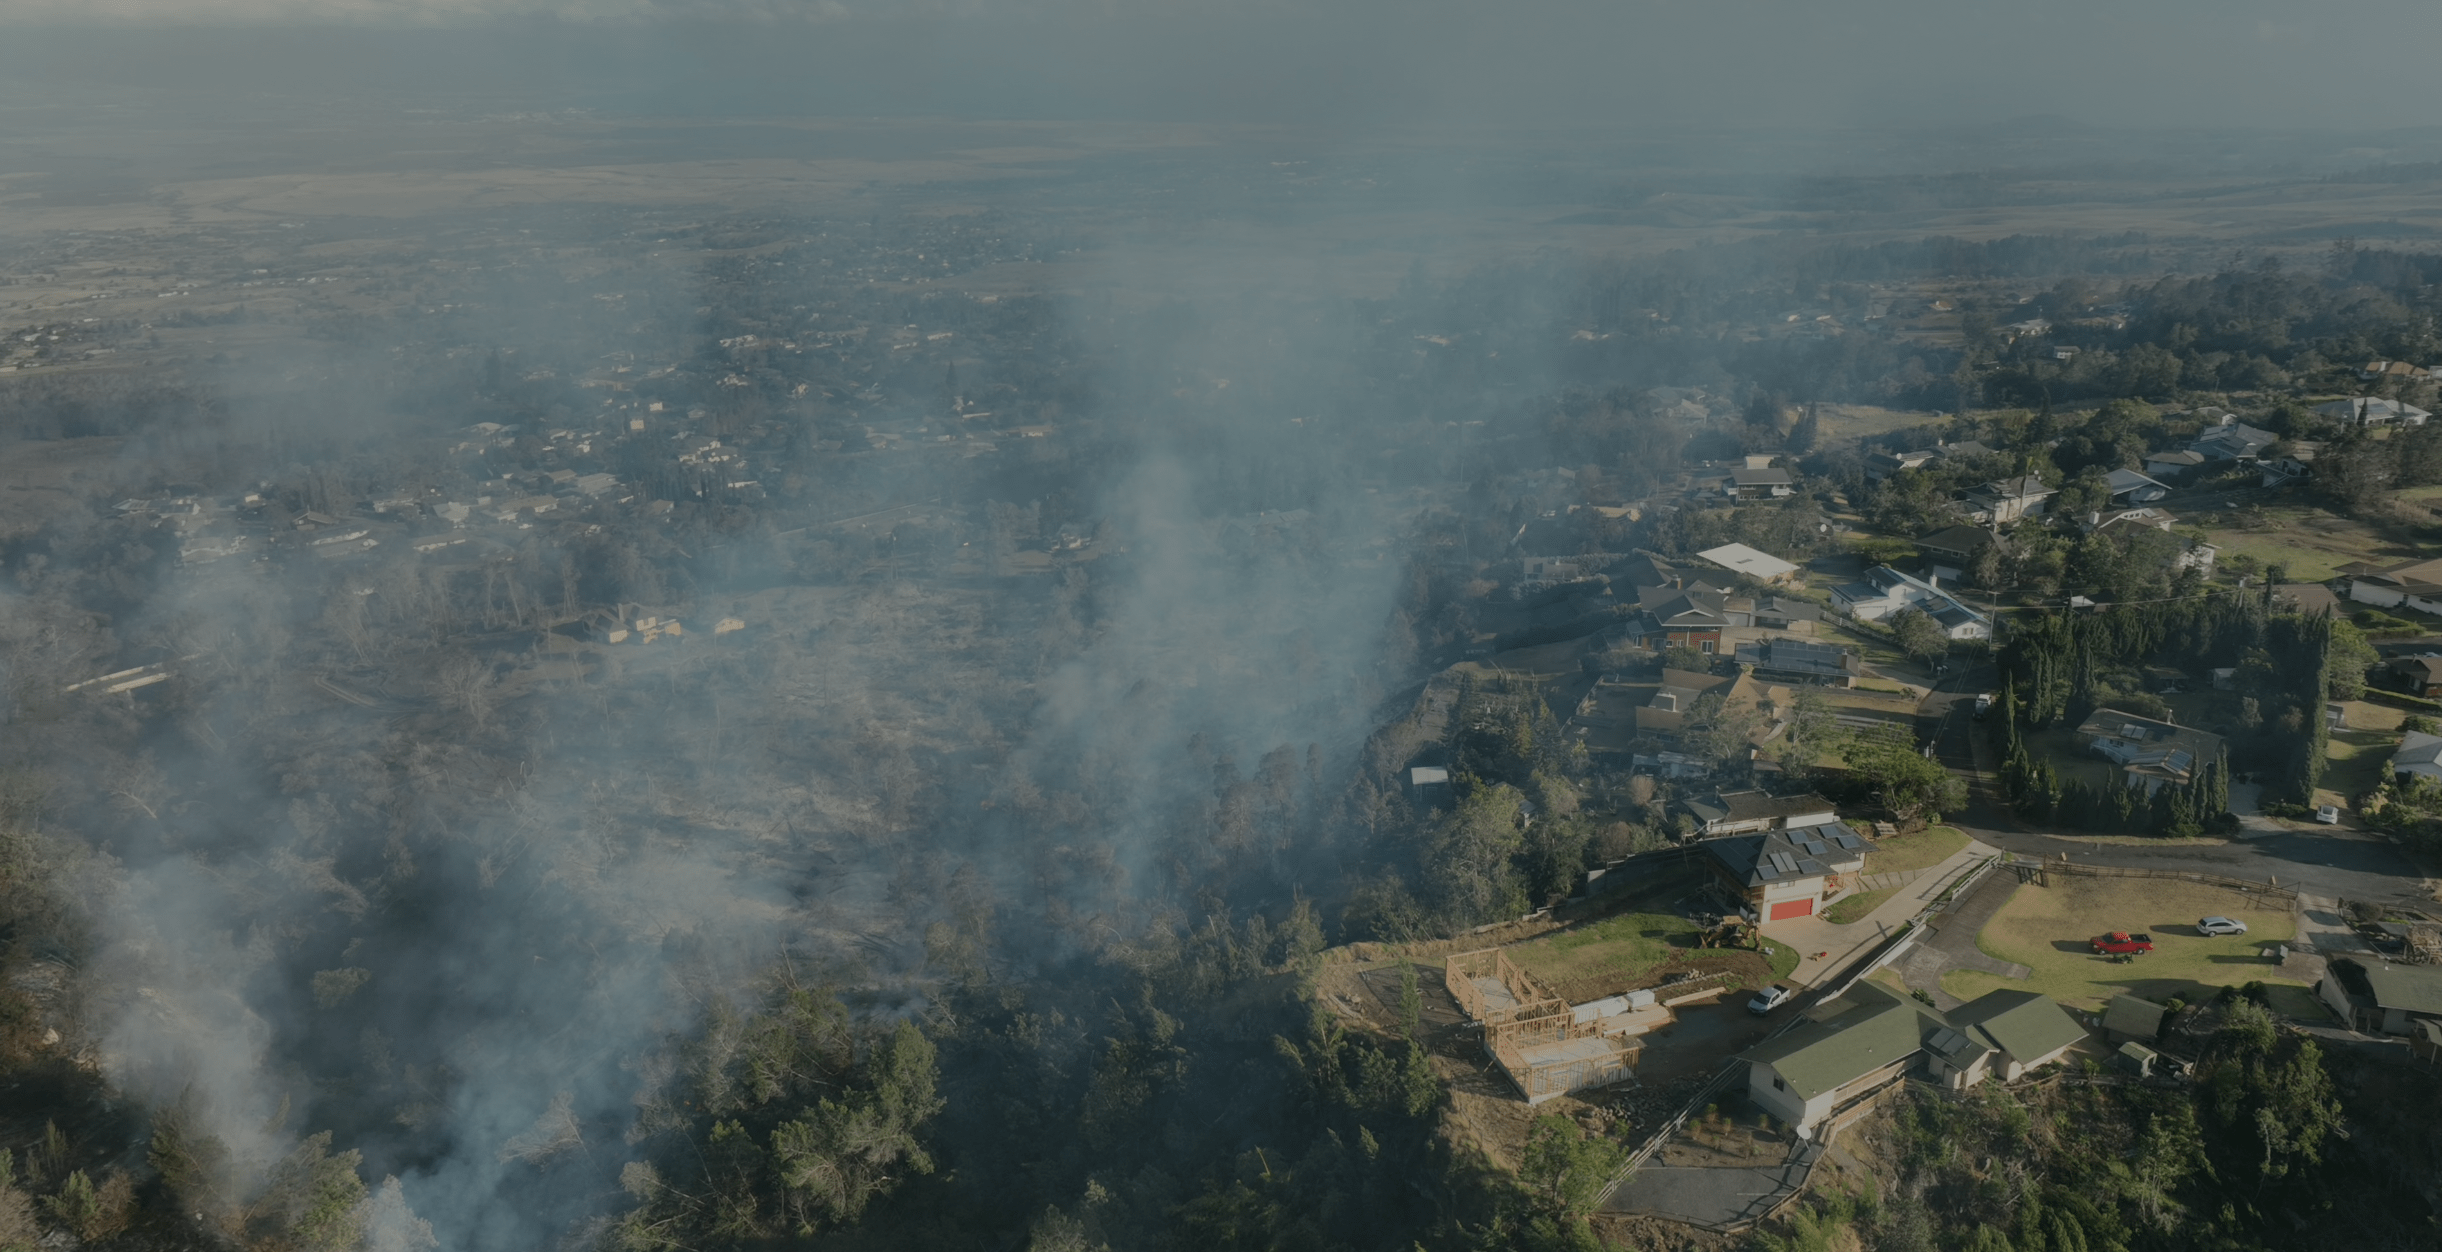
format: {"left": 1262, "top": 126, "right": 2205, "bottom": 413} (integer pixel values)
{"left": 1508, "top": 912, "right": 1701, "bottom": 992}
{"left": 2199, "top": 502, "right": 2408, "bottom": 585}
{"left": 1823, "top": 886, "right": 1897, "bottom": 925}
{"left": 1763, "top": 940, "right": 1801, "bottom": 983}
{"left": 1506, "top": 911, "right": 1801, "bottom": 1000}
{"left": 2321, "top": 701, "right": 2410, "bottom": 807}
{"left": 1937, "top": 875, "right": 2302, "bottom": 1012}
{"left": 1865, "top": 825, "right": 1970, "bottom": 876}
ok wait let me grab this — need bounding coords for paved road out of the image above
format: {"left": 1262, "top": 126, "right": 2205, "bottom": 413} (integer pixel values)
{"left": 1949, "top": 820, "right": 2427, "bottom": 906}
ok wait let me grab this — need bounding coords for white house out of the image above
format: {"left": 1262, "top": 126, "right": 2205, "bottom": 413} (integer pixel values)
{"left": 1696, "top": 542, "right": 1801, "bottom": 585}
{"left": 2346, "top": 557, "right": 2442, "bottom": 616}
{"left": 1830, "top": 565, "right": 1992, "bottom": 639}
{"left": 2314, "top": 397, "right": 2432, "bottom": 427}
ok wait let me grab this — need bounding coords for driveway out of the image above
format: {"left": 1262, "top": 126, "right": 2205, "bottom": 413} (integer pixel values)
{"left": 1893, "top": 867, "right": 2030, "bottom": 1009}
{"left": 1604, "top": 1144, "right": 1821, "bottom": 1228}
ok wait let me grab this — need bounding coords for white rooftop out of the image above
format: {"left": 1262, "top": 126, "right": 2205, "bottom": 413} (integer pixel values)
{"left": 1696, "top": 542, "right": 1799, "bottom": 581}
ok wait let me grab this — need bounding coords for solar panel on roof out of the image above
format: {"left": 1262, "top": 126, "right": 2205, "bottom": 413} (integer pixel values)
{"left": 1769, "top": 851, "right": 1799, "bottom": 874}
{"left": 1757, "top": 862, "right": 1779, "bottom": 880}
{"left": 1799, "top": 839, "right": 1826, "bottom": 856}
{"left": 2164, "top": 750, "right": 2193, "bottom": 773}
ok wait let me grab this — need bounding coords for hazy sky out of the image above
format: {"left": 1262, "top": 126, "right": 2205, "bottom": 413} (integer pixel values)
{"left": 6, "top": 0, "right": 2442, "bottom": 133}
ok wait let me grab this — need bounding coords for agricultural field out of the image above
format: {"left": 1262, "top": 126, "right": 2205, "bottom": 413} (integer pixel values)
{"left": 1939, "top": 875, "right": 2309, "bottom": 1014}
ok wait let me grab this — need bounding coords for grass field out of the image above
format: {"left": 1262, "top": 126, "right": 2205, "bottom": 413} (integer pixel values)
{"left": 2199, "top": 502, "right": 2412, "bottom": 584}
{"left": 2321, "top": 699, "right": 2410, "bottom": 807}
{"left": 1867, "top": 825, "right": 1969, "bottom": 876}
{"left": 1937, "top": 876, "right": 2301, "bottom": 1011}
{"left": 1506, "top": 911, "right": 1798, "bottom": 1002}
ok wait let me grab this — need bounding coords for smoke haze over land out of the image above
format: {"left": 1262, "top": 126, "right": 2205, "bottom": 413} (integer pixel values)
{"left": 2, "top": 2, "right": 2442, "bottom": 1250}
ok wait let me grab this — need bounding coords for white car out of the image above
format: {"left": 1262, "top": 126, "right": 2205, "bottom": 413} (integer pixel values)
{"left": 2197, "top": 916, "right": 2248, "bottom": 937}
{"left": 2315, "top": 805, "right": 2341, "bottom": 825}
{"left": 1748, "top": 985, "right": 1794, "bottom": 1015}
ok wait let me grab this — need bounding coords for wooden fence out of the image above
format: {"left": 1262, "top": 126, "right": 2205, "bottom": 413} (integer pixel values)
{"left": 2004, "top": 856, "right": 2299, "bottom": 904}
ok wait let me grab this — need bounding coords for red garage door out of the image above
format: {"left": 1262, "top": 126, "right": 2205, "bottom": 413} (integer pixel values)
{"left": 1769, "top": 897, "right": 1814, "bottom": 921}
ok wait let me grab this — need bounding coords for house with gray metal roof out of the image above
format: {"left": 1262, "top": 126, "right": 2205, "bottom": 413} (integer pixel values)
{"left": 2392, "top": 730, "right": 2442, "bottom": 783}
{"left": 1685, "top": 790, "right": 1841, "bottom": 838}
{"left": 2104, "top": 468, "right": 2170, "bottom": 504}
{"left": 1735, "top": 637, "right": 1859, "bottom": 687}
{"left": 1700, "top": 820, "right": 1865, "bottom": 924}
{"left": 1742, "top": 982, "right": 2087, "bottom": 1134}
{"left": 2320, "top": 958, "right": 2442, "bottom": 1036}
{"left": 2073, "top": 707, "right": 2224, "bottom": 796}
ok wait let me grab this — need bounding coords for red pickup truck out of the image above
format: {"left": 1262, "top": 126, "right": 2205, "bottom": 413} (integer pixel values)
{"left": 2091, "top": 931, "right": 2154, "bottom": 955}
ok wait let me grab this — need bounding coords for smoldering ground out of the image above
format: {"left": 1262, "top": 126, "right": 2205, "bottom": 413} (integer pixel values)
{"left": 0, "top": 185, "right": 1437, "bottom": 1248}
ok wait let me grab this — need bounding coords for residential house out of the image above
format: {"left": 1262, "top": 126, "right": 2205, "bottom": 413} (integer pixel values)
{"left": 2259, "top": 456, "right": 2312, "bottom": 488}
{"left": 2275, "top": 583, "right": 2342, "bottom": 616}
{"left": 1940, "top": 440, "right": 2001, "bottom": 462}
{"left": 2358, "top": 360, "right": 2429, "bottom": 382}
{"left": 1830, "top": 566, "right": 1993, "bottom": 640}
{"left": 1742, "top": 982, "right": 2087, "bottom": 1134}
{"left": 1613, "top": 552, "right": 1683, "bottom": 590}
{"left": 2099, "top": 994, "right": 2168, "bottom": 1045}
{"left": 1684, "top": 789, "right": 1840, "bottom": 838}
{"left": 2314, "top": 397, "right": 2433, "bottom": 427}
{"left": 1697, "top": 542, "right": 1801, "bottom": 586}
{"left": 2143, "top": 448, "right": 2209, "bottom": 480}
{"left": 1915, "top": 525, "right": 1993, "bottom": 583}
{"left": 1962, "top": 475, "right": 2056, "bottom": 524}
{"left": 2190, "top": 419, "right": 2281, "bottom": 462}
{"left": 2072, "top": 708, "right": 2224, "bottom": 795}
{"left": 2319, "top": 959, "right": 2442, "bottom": 1036}
{"left": 1701, "top": 820, "right": 1866, "bottom": 922}
{"left": 1627, "top": 585, "right": 1739, "bottom": 653}
{"left": 2392, "top": 730, "right": 2442, "bottom": 783}
{"left": 1736, "top": 637, "right": 1860, "bottom": 687}
{"left": 2343, "top": 557, "right": 2442, "bottom": 616}
{"left": 2077, "top": 508, "right": 2217, "bottom": 576}
{"left": 1864, "top": 448, "right": 1940, "bottom": 481}
{"left": 1636, "top": 669, "right": 1735, "bottom": 735}
{"left": 1729, "top": 466, "right": 1797, "bottom": 499}
{"left": 1751, "top": 596, "right": 1824, "bottom": 630}
{"left": 2104, "top": 468, "right": 2170, "bottom": 504}
{"left": 2380, "top": 656, "right": 2442, "bottom": 700}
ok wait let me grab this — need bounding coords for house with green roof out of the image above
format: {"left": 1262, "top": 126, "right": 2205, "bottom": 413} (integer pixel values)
{"left": 1742, "top": 982, "right": 2087, "bottom": 1134}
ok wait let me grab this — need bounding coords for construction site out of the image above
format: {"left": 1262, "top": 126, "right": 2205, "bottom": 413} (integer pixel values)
{"left": 1446, "top": 947, "right": 1720, "bottom": 1104}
